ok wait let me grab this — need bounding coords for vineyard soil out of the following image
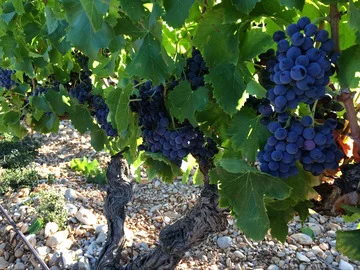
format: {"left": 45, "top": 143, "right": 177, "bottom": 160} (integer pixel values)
{"left": 0, "top": 121, "right": 359, "bottom": 269}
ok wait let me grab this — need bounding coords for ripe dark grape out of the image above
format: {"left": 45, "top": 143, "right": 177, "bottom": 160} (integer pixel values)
{"left": 0, "top": 68, "right": 17, "bottom": 90}
{"left": 91, "top": 95, "right": 118, "bottom": 137}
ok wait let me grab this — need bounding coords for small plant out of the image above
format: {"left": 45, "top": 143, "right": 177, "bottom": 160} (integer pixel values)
{"left": 70, "top": 157, "right": 106, "bottom": 184}
{"left": 47, "top": 173, "right": 56, "bottom": 185}
{"left": 30, "top": 190, "right": 68, "bottom": 230}
{"left": 0, "top": 168, "right": 41, "bottom": 194}
{"left": 0, "top": 136, "right": 40, "bottom": 169}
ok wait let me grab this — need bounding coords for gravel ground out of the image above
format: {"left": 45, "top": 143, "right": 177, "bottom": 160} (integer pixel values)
{"left": 0, "top": 121, "right": 359, "bottom": 270}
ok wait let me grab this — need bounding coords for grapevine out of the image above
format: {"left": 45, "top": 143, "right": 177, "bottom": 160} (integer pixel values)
{"left": 0, "top": 0, "right": 359, "bottom": 267}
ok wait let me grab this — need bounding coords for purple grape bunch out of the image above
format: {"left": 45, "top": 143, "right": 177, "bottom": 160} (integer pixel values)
{"left": 257, "top": 116, "right": 343, "bottom": 178}
{"left": 131, "top": 79, "right": 218, "bottom": 167}
{"left": 130, "top": 49, "right": 218, "bottom": 166}
{"left": 267, "top": 17, "right": 339, "bottom": 113}
{"left": 0, "top": 68, "right": 17, "bottom": 90}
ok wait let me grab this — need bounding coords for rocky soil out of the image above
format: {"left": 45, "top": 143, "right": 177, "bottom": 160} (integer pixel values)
{"left": 0, "top": 121, "right": 359, "bottom": 270}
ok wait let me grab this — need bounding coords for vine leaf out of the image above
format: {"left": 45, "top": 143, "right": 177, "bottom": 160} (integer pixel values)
{"left": 278, "top": 0, "right": 305, "bottom": 10}
{"left": 144, "top": 152, "right": 182, "bottom": 183}
{"left": 45, "top": 89, "right": 70, "bottom": 116}
{"left": 119, "top": 0, "right": 148, "bottom": 22}
{"left": 349, "top": 0, "right": 360, "bottom": 32}
{"left": 167, "top": 81, "right": 208, "bottom": 126}
{"left": 107, "top": 84, "right": 133, "bottom": 134}
{"left": 90, "top": 126, "right": 108, "bottom": 151}
{"left": 127, "top": 33, "right": 169, "bottom": 85}
{"left": 78, "top": 0, "right": 104, "bottom": 31}
{"left": 267, "top": 203, "right": 295, "bottom": 243}
{"left": 228, "top": 107, "right": 269, "bottom": 162}
{"left": 238, "top": 30, "right": 273, "bottom": 60}
{"left": 193, "top": 8, "right": 239, "bottom": 66}
{"left": 231, "top": 0, "right": 261, "bottom": 14}
{"left": 163, "top": 0, "right": 194, "bottom": 28}
{"left": 206, "top": 63, "right": 246, "bottom": 115}
{"left": 68, "top": 104, "right": 94, "bottom": 134}
{"left": 196, "top": 102, "right": 231, "bottom": 142}
{"left": 337, "top": 44, "right": 360, "bottom": 88}
{"left": 337, "top": 229, "right": 360, "bottom": 261}
{"left": 246, "top": 80, "right": 267, "bottom": 98}
{"left": 63, "top": 0, "right": 113, "bottom": 58}
{"left": 212, "top": 158, "right": 292, "bottom": 240}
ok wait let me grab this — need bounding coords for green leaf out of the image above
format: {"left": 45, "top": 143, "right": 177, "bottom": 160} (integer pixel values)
{"left": 337, "top": 230, "right": 360, "bottom": 261}
{"left": 31, "top": 96, "right": 54, "bottom": 113}
{"left": 246, "top": 80, "right": 267, "bottom": 98}
{"left": 144, "top": 152, "right": 182, "bottom": 183}
{"left": 119, "top": 0, "right": 147, "bottom": 22}
{"left": 68, "top": 104, "right": 94, "bottom": 134}
{"left": 213, "top": 159, "right": 292, "bottom": 240}
{"left": 206, "top": 63, "right": 246, "bottom": 115}
{"left": 3, "top": 111, "right": 20, "bottom": 126}
{"left": 127, "top": 33, "right": 170, "bottom": 84}
{"left": 78, "top": 0, "right": 105, "bottom": 31}
{"left": 228, "top": 107, "right": 269, "bottom": 162}
{"left": 63, "top": 0, "right": 113, "bottom": 58}
{"left": 193, "top": 8, "right": 239, "bottom": 66}
{"left": 301, "top": 227, "right": 315, "bottom": 240}
{"left": 337, "top": 44, "right": 360, "bottom": 88}
{"left": 196, "top": 102, "right": 231, "bottom": 142}
{"left": 232, "top": 0, "right": 261, "bottom": 14}
{"left": 278, "top": 0, "right": 305, "bottom": 10}
{"left": 167, "top": 81, "right": 208, "bottom": 126}
{"left": 12, "top": 0, "right": 25, "bottom": 15}
{"left": 45, "top": 89, "right": 69, "bottom": 116}
{"left": 90, "top": 126, "right": 108, "bottom": 151}
{"left": 267, "top": 204, "right": 295, "bottom": 243}
{"left": 284, "top": 164, "right": 319, "bottom": 202}
{"left": 163, "top": 0, "right": 194, "bottom": 28}
{"left": 107, "top": 84, "right": 132, "bottom": 133}
{"left": 239, "top": 30, "right": 273, "bottom": 60}
{"left": 349, "top": 0, "right": 360, "bottom": 32}
{"left": 44, "top": 7, "right": 59, "bottom": 35}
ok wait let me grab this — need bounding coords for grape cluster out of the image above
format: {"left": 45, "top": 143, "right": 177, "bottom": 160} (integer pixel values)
{"left": 131, "top": 80, "right": 217, "bottom": 166}
{"left": 299, "top": 117, "right": 344, "bottom": 175}
{"left": 267, "top": 17, "right": 338, "bottom": 112}
{"left": 69, "top": 70, "right": 93, "bottom": 104}
{"left": 257, "top": 116, "right": 343, "bottom": 178}
{"left": 91, "top": 95, "right": 118, "bottom": 137}
{"left": 183, "top": 49, "right": 209, "bottom": 90}
{"left": 255, "top": 49, "right": 276, "bottom": 90}
{"left": 130, "top": 49, "right": 218, "bottom": 166}
{"left": 68, "top": 52, "right": 118, "bottom": 137}
{"left": 0, "top": 68, "right": 17, "bottom": 90}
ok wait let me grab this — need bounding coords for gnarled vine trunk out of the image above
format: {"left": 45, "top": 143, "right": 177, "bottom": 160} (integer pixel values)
{"left": 96, "top": 153, "right": 228, "bottom": 270}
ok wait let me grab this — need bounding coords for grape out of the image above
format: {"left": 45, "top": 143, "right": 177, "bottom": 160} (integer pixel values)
{"left": 291, "top": 32, "right": 305, "bottom": 46}
{"left": 286, "top": 131, "right": 298, "bottom": 143}
{"left": 273, "top": 31, "right": 286, "bottom": 42}
{"left": 301, "top": 116, "right": 313, "bottom": 127}
{"left": 286, "top": 46, "right": 302, "bottom": 60}
{"left": 273, "top": 85, "right": 287, "bottom": 95}
{"left": 274, "top": 95, "right": 287, "bottom": 111}
{"left": 320, "top": 39, "right": 335, "bottom": 53}
{"left": 290, "top": 65, "right": 307, "bottom": 81}
{"left": 279, "top": 71, "right": 292, "bottom": 84}
{"left": 303, "top": 139, "right": 316, "bottom": 151}
{"left": 269, "top": 161, "right": 280, "bottom": 171}
{"left": 285, "top": 89, "right": 296, "bottom": 101}
{"left": 304, "top": 24, "right": 318, "bottom": 37}
{"left": 274, "top": 128, "right": 287, "bottom": 140}
{"left": 279, "top": 58, "right": 295, "bottom": 71}
{"left": 267, "top": 122, "right": 282, "bottom": 133}
{"left": 286, "top": 24, "right": 299, "bottom": 37}
{"left": 303, "top": 127, "right": 315, "bottom": 139}
{"left": 258, "top": 104, "right": 273, "bottom": 117}
{"left": 330, "top": 52, "right": 340, "bottom": 64}
{"left": 307, "top": 62, "right": 322, "bottom": 77}
{"left": 277, "top": 40, "right": 290, "bottom": 53}
{"left": 271, "top": 150, "right": 283, "bottom": 161}
{"left": 0, "top": 68, "right": 18, "bottom": 90}
{"left": 295, "top": 55, "right": 310, "bottom": 67}
{"left": 277, "top": 112, "right": 289, "bottom": 123}
{"left": 297, "top": 16, "right": 311, "bottom": 29}
{"left": 296, "top": 75, "right": 314, "bottom": 90}
{"left": 301, "top": 37, "right": 314, "bottom": 52}
{"left": 315, "top": 29, "right": 329, "bottom": 42}
{"left": 286, "top": 143, "right": 298, "bottom": 154}
{"left": 306, "top": 48, "right": 321, "bottom": 61}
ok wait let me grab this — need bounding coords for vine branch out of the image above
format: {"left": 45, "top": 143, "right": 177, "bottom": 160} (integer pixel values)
{"left": 330, "top": 3, "right": 360, "bottom": 151}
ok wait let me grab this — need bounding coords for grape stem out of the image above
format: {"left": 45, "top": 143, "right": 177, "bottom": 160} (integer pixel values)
{"left": 311, "top": 100, "right": 318, "bottom": 124}
{"left": 129, "top": 98, "right": 142, "bottom": 102}
{"left": 329, "top": 3, "right": 360, "bottom": 148}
